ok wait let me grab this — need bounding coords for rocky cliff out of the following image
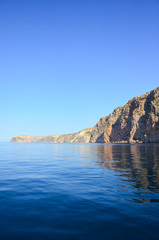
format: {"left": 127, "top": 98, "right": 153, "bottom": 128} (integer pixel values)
{"left": 11, "top": 87, "right": 159, "bottom": 143}
{"left": 10, "top": 128, "right": 92, "bottom": 143}
{"left": 90, "top": 87, "right": 159, "bottom": 143}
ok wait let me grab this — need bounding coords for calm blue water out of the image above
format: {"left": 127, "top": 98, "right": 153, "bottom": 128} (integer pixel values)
{"left": 0, "top": 143, "right": 159, "bottom": 240}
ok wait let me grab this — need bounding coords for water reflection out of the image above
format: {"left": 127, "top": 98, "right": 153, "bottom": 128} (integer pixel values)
{"left": 91, "top": 144, "right": 159, "bottom": 192}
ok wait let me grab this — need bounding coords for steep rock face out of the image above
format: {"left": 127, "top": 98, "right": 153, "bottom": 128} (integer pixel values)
{"left": 90, "top": 87, "right": 159, "bottom": 143}
{"left": 11, "top": 128, "right": 92, "bottom": 143}
{"left": 11, "top": 87, "right": 159, "bottom": 144}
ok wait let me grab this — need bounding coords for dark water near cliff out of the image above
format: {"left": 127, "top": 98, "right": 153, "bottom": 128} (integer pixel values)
{"left": 0, "top": 143, "right": 159, "bottom": 240}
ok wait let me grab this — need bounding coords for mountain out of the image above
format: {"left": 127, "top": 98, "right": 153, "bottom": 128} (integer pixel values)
{"left": 10, "top": 128, "right": 92, "bottom": 143}
{"left": 90, "top": 87, "right": 159, "bottom": 143}
{"left": 10, "top": 87, "right": 159, "bottom": 143}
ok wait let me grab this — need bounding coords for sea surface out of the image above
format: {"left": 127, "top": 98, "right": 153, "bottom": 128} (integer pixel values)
{"left": 0, "top": 143, "right": 159, "bottom": 240}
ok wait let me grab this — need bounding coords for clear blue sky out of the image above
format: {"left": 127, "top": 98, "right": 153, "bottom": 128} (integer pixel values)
{"left": 0, "top": 0, "right": 159, "bottom": 141}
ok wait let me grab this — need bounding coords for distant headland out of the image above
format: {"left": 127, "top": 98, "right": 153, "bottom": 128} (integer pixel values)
{"left": 11, "top": 87, "right": 159, "bottom": 143}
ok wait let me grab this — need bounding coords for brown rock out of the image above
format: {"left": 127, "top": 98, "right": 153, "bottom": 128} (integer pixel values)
{"left": 10, "top": 128, "right": 92, "bottom": 143}
{"left": 10, "top": 87, "right": 159, "bottom": 144}
{"left": 90, "top": 87, "right": 159, "bottom": 143}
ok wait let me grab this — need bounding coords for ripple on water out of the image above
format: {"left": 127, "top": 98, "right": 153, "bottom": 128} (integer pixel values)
{"left": 0, "top": 143, "right": 159, "bottom": 239}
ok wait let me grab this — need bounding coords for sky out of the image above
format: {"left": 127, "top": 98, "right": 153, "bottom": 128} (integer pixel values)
{"left": 0, "top": 0, "right": 159, "bottom": 141}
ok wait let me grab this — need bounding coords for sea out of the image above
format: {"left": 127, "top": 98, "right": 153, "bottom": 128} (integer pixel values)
{"left": 0, "top": 142, "right": 159, "bottom": 240}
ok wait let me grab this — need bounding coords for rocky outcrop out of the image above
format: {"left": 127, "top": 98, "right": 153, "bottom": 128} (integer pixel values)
{"left": 10, "top": 128, "right": 92, "bottom": 143}
{"left": 11, "top": 87, "right": 159, "bottom": 143}
{"left": 90, "top": 87, "right": 159, "bottom": 143}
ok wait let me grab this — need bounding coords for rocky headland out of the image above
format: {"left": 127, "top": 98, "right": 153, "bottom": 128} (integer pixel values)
{"left": 90, "top": 87, "right": 159, "bottom": 143}
{"left": 11, "top": 87, "right": 159, "bottom": 143}
{"left": 10, "top": 128, "right": 92, "bottom": 143}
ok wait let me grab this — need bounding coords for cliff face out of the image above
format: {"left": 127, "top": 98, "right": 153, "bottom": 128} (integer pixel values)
{"left": 11, "top": 87, "right": 159, "bottom": 144}
{"left": 90, "top": 87, "right": 159, "bottom": 143}
{"left": 10, "top": 128, "right": 92, "bottom": 143}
